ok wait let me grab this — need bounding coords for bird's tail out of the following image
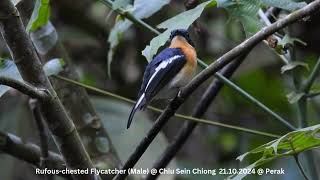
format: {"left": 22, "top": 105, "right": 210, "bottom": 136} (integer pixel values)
{"left": 127, "top": 93, "right": 146, "bottom": 129}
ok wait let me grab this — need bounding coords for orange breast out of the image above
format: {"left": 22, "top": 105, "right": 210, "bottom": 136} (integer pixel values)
{"left": 169, "top": 36, "right": 197, "bottom": 88}
{"left": 169, "top": 36, "right": 197, "bottom": 73}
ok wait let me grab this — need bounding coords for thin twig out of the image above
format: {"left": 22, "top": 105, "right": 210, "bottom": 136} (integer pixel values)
{"left": 289, "top": 139, "right": 310, "bottom": 180}
{"left": 53, "top": 75, "right": 279, "bottom": 138}
{"left": 29, "top": 99, "right": 52, "bottom": 180}
{"left": 113, "top": 2, "right": 320, "bottom": 179}
{"left": 294, "top": 155, "right": 310, "bottom": 180}
{"left": 0, "top": 76, "right": 48, "bottom": 100}
{"left": 99, "top": 0, "right": 160, "bottom": 35}
{"left": 302, "top": 56, "right": 320, "bottom": 92}
{"left": 214, "top": 73, "right": 296, "bottom": 130}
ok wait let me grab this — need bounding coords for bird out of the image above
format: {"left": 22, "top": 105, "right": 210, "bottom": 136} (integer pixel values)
{"left": 127, "top": 29, "right": 197, "bottom": 129}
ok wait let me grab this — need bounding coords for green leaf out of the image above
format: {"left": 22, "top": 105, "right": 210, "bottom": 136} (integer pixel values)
{"left": 26, "top": 0, "right": 50, "bottom": 33}
{"left": 107, "top": 17, "right": 126, "bottom": 78}
{"left": 142, "top": 0, "right": 217, "bottom": 61}
{"left": 0, "top": 59, "right": 22, "bottom": 97}
{"left": 231, "top": 124, "right": 320, "bottom": 179}
{"left": 107, "top": 0, "right": 170, "bottom": 77}
{"left": 261, "top": 0, "right": 307, "bottom": 11}
{"left": 286, "top": 91, "right": 305, "bottom": 104}
{"left": 217, "top": 0, "right": 263, "bottom": 37}
{"left": 43, "top": 58, "right": 65, "bottom": 76}
{"left": 281, "top": 61, "right": 309, "bottom": 74}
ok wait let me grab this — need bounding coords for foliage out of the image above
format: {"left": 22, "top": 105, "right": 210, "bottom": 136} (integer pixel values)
{"left": 43, "top": 58, "right": 65, "bottom": 76}
{"left": 0, "top": 59, "right": 22, "bottom": 97}
{"left": 107, "top": 0, "right": 170, "bottom": 76}
{"left": 1, "top": 0, "right": 320, "bottom": 179}
{"left": 231, "top": 124, "right": 320, "bottom": 179}
{"left": 261, "top": 0, "right": 307, "bottom": 11}
{"left": 26, "top": 0, "right": 51, "bottom": 33}
{"left": 142, "top": 0, "right": 216, "bottom": 61}
{"left": 218, "top": 0, "right": 263, "bottom": 37}
{"left": 0, "top": 58, "right": 63, "bottom": 97}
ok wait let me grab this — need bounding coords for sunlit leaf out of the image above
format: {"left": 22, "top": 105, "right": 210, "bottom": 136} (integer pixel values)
{"left": 261, "top": 0, "right": 307, "bottom": 11}
{"left": 142, "top": 0, "right": 217, "bottom": 61}
{"left": 43, "top": 58, "right": 65, "bottom": 76}
{"left": 26, "top": 0, "right": 50, "bottom": 33}
{"left": 0, "top": 59, "right": 22, "bottom": 98}
{"left": 107, "top": 0, "right": 170, "bottom": 77}
{"left": 281, "top": 61, "right": 309, "bottom": 74}
{"left": 231, "top": 124, "right": 320, "bottom": 179}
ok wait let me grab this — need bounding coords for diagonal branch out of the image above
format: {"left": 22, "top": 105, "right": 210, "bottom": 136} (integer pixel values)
{"left": 29, "top": 99, "right": 51, "bottom": 180}
{"left": 0, "top": 77, "right": 48, "bottom": 100}
{"left": 0, "top": 1, "right": 96, "bottom": 179}
{"left": 16, "top": 0, "right": 122, "bottom": 177}
{"left": 114, "top": 1, "right": 320, "bottom": 179}
{"left": 53, "top": 75, "right": 280, "bottom": 138}
{"left": 146, "top": 53, "right": 248, "bottom": 179}
{"left": 0, "top": 131, "right": 70, "bottom": 179}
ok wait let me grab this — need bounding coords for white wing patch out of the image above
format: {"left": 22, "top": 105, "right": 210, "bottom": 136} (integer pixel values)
{"left": 145, "top": 55, "right": 183, "bottom": 91}
{"left": 135, "top": 93, "right": 145, "bottom": 108}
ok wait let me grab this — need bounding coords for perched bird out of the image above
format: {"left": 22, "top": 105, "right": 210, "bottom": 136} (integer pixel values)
{"left": 127, "top": 29, "right": 197, "bottom": 128}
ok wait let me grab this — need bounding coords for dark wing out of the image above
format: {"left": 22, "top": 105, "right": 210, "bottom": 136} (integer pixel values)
{"left": 142, "top": 48, "right": 186, "bottom": 101}
{"left": 127, "top": 48, "right": 185, "bottom": 129}
{"left": 138, "top": 48, "right": 185, "bottom": 96}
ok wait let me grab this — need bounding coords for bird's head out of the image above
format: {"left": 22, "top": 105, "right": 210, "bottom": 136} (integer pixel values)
{"left": 169, "top": 29, "right": 194, "bottom": 47}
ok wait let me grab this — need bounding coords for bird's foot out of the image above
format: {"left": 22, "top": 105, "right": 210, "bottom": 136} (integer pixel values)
{"left": 176, "top": 90, "right": 185, "bottom": 101}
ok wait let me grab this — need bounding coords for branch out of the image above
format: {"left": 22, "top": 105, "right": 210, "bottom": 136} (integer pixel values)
{"left": 302, "top": 56, "right": 320, "bottom": 92}
{"left": 214, "top": 73, "right": 296, "bottom": 130}
{"left": 16, "top": 0, "right": 122, "bottom": 177}
{"left": 29, "top": 99, "right": 52, "bottom": 180}
{"left": 0, "top": 131, "right": 70, "bottom": 179}
{"left": 0, "top": 77, "right": 48, "bottom": 99}
{"left": 145, "top": 53, "right": 248, "bottom": 179}
{"left": 100, "top": 0, "right": 294, "bottom": 128}
{"left": 53, "top": 75, "right": 280, "bottom": 138}
{"left": 0, "top": 1, "right": 96, "bottom": 179}
{"left": 114, "top": 1, "right": 320, "bottom": 179}
{"left": 99, "top": 0, "right": 160, "bottom": 35}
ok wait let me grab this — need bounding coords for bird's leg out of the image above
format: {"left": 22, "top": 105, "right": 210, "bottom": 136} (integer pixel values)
{"left": 176, "top": 88, "right": 185, "bottom": 101}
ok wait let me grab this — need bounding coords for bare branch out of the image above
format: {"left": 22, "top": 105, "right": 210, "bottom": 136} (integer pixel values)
{"left": 0, "top": 1, "right": 96, "bottom": 179}
{"left": 16, "top": 0, "right": 122, "bottom": 178}
{"left": 0, "top": 131, "right": 70, "bottom": 179}
{"left": 0, "top": 76, "right": 48, "bottom": 99}
{"left": 114, "top": 1, "right": 320, "bottom": 179}
{"left": 29, "top": 99, "right": 52, "bottom": 180}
